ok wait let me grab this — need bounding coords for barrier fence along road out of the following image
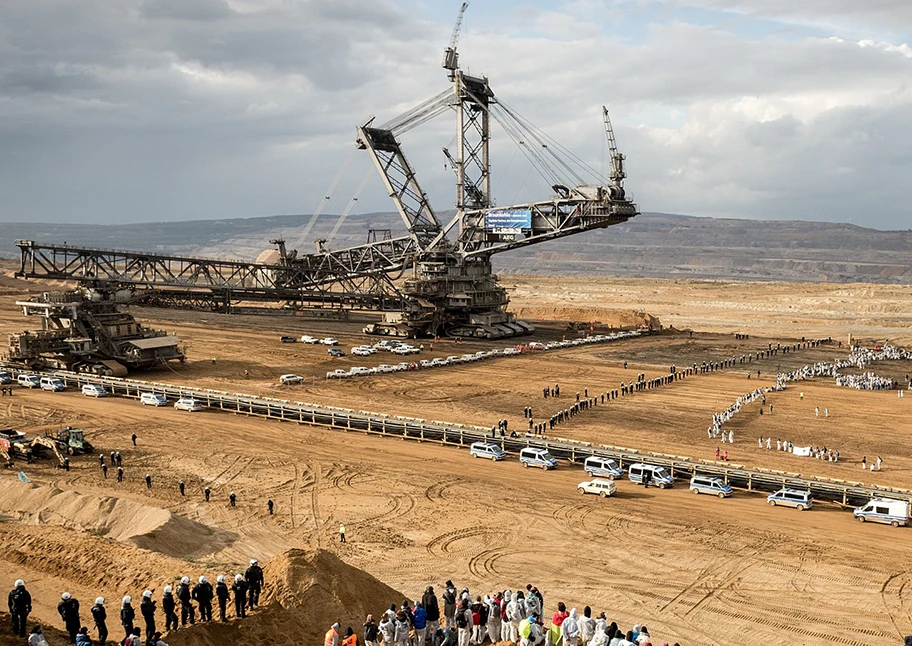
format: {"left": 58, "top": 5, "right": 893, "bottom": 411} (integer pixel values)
{"left": 5, "top": 366, "right": 911, "bottom": 511}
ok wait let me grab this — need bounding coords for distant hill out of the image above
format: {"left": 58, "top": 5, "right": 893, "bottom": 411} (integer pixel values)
{"left": 2, "top": 212, "right": 910, "bottom": 283}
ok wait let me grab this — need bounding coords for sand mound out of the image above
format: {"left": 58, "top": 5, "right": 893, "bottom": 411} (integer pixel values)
{"left": 0, "top": 479, "right": 234, "bottom": 558}
{"left": 512, "top": 306, "right": 661, "bottom": 329}
{"left": 164, "top": 548, "right": 404, "bottom": 646}
{"left": 0, "top": 612, "right": 69, "bottom": 646}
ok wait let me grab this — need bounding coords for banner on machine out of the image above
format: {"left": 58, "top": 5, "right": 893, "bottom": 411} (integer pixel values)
{"left": 484, "top": 208, "right": 532, "bottom": 234}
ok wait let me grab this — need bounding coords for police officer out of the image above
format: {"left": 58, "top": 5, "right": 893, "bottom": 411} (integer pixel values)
{"left": 231, "top": 574, "right": 248, "bottom": 618}
{"left": 267, "top": 499, "right": 274, "bottom": 515}
{"left": 8, "top": 579, "right": 32, "bottom": 638}
{"left": 131, "top": 433, "right": 137, "bottom": 447}
{"left": 161, "top": 586, "right": 178, "bottom": 633}
{"left": 91, "top": 597, "right": 107, "bottom": 646}
{"left": 176, "top": 576, "right": 195, "bottom": 626}
{"left": 179, "top": 480, "right": 185, "bottom": 497}
{"left": 215, "top": 575, "right": 230, "bottom": 622}
{"left": 145, "top": 474, "right": 152, "bottom": 490}
{"left": 229, "top": 492, "right": 236, "bottom": 507}
{"left": 117, "top": 466, "right": 123, "bottom": 482}
{"left": 120, "top": 596, "right": 135, "bottom": 642}
{"left": 204, "top": 487, "right": 211, "bottom": 502}
{"left": 244, "top": 559, "right": 264, "bottom": 609}
{"left": 192, "top": 576, "right": 213, "bottom": 622}
{"left": 102, "top": 463, "right": 108, "bottom": 479}
{"left": 140, "top": 590, "right": 156, "bottom": 643}
{"left": 57, "top": 592, "right": 80, "bottom": 643}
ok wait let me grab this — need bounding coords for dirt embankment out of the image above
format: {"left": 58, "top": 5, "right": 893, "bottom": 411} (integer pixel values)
{"left": 163, "top": 549, "right": 405, "bottom": 646}
{"left": 510, "top": 306, "right": 661, "bottom": 329}
{"left": 0, "top": 480, "right": 234, "bottom": 558}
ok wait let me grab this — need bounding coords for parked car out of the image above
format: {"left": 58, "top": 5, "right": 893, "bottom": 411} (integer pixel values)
{"left": 279, "top": 374, "right": 304, "bottom": 385}
{"left": 583, "top": 456, "right": 623, "bottom": 479}
{"left": 326, "top": 369, "right": 350, "bottom": 379}
{"left": 418, "top": 359, "right": 433, "bottom": 368}
{"left": 627, "top": 463, "right": 674, "bottom": 488}
{"left": 349, "top": 367, "right": 371, "bottom": 376}
{"left": 446, "top": 355, "right": 462, "bottom": 364}
{"left": 328, "top": 348, "right": 346, "bottom": 357}
{"left": 280, "top": 336, "right": 297, "bottom": 343}
{"left": 81, "top": 384, "right": 107, "bottom": 398}
{"left": 430, "top": 357, "right": 448, "bottom": 367}
{"left": 300, "top": 335, "right": 319, "bottom": 344}
{"left": 519, "top": 447, "right": 557, "bottom": 470}
{"left": 854, "top": 498, "right": 910, "bottom": 527}
{"left": 689, "top": 475, "right": 733, "bottom": 498}
{"left": 39, "top": 376, "right": 66, "bottom": 392}
{"left": 140, "top": 392, "right": 168, "bottom": 406}
{"left": 578, "top": 478, "right": 617, "bottom": 498}
{"left": 17, "top": 374, "right": 41, "bottom": 388}
{"left": 174, "top": 397, "right": 202, "bottom": 412}
{"left": 528, "top": 342, "right": 546, "bottom": 350}
{"left": 470, "top": 442, "right": 506, "bottom": 461}
{"left": 351, "top": 347, "right": 372, "bottom": 357}
{"left": 320, "top": 338, "right": 339, "bottom": 346}
{"left": 0, "top": 371, "right": 11, "bottom": 385}
{"left": 377, "top": 364, "right": 396, "bottom": 373}
{"left": 767, "top": 488, "right": 812, "bottom": 511}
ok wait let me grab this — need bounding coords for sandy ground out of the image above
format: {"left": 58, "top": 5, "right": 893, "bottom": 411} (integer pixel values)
{"left": 1, "top": 269, "right": 911, "bottom": 645}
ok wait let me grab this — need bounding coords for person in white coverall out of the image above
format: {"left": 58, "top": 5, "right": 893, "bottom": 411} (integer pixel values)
{"left": 508, "top": 593, "right": 523, "bottom": 643}
{"left": 578, "top": 607, "right": 595, "bottom": 646}
{"left": 524, "top": 593, "right": 540, "bottom": 619}
{"left": 394, "top": 613, "right": 410, "bottom": 646}
{"left": 521, "top": 617, "right": 544, "bottom": 646}
{"left": 562, "top": 609, "right": 580, "bottom": 646}
{"left": 500, "top": 591, "right": 513, "bottom": 642}
{"left": 379, "top": 613, "right": 395, "bottom": 646}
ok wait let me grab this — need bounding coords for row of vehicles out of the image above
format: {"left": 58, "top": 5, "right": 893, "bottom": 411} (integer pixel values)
{"left": 14, "top": 373, "right": 203, "bottom": 413}
{"left": 467, "top": 442, "right": 910, "bottom": 526}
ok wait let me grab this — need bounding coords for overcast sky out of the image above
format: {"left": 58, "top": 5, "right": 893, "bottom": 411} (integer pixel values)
{"left": 1, "top": 0, "right": 910, "bottom": 230}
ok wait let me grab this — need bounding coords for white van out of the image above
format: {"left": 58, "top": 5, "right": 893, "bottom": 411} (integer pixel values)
{"left": 81, "top": 384, "right": 107, "bottom": 397}
{"left": 39, "top": 376, "right": 65, "bottom": 392}
{"left": 854, "top": 498, "right": 910, "bottom": 527}
{"left": 519, "top": 447, "right": 557, "bottom": 470}
{"left": 17, "top": 374, "right": 41, "bottom": 388}
{"left": 767, "top": 488, "right": 812, "bottom": 510}
{"left": 584, "top": 456, "right": 623, "bottom": 479}
{"left": 689, "top": 475, "right": 733, "bottom": 498}
{"left": 628, "top": 463, "right": 674, "bottom": 488}
{"left": 469, "top": 442, "right": 507, "bottom": 461}
{"left": 140, "top": 392, "right": 168, "bottom": 406}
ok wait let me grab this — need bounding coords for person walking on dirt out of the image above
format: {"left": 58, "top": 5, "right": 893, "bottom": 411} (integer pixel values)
{"left": 145, "top": 474, "right": 152, "bottom": 490}
{"left": 9, "top": 579, "right": 32, "bottom": 638}
{"left": 178, "top": 481, "right": 185, "bottom": 497}
{"left": 91, "top": 597, "right": 107, "bottom": 646}
{"left": 325, "top": 622, "right": 341, "bottom": 646}
{"left": 176, "top": 576, "right": 195, "bottom": 626}
{"left": 232, "top": 574, "right": 248, "bottom": 619}
{"left": 215, "top": 576, "right": 229, "bottom": 622}
{"left": 140, "top": 590, "right": 156, "bottom": 643}
{"left": 101, "top": 463, "right": 108, "bottom": 479}
{"left": 116, "top": 467, "right": 123, "bottom": 482}
{"left": 229, "top": 492, "right": 236, "bottom": 507}
{"left": 442, "top": 581, "right": 457, "bottom": 629}
{"left": 115, "top": 452, "right": 122, "bottom": 467}
{"left": 161, "top": 587, "right": 177, "bottom": 632}
{"left": 58, "top": 592, "right": 80, "bottom": 644}
{"left": 192, "top": 576, "right": 213, "bottom": 622}
{"left": 267, "top": 499, "right": 274, "bottom": 515}
{"left": 119, "top": 596, "right": 135, "bottom": 641}
{"left": 339, "top": 523, "right": 346, "bottom": 543}
{"left": 131, "top": 433, "right": 137, "bottom": 447}
{"left": 245, "top": 559, "right": 264, "bottom": 609}
{"left": 204, "top": 487, "right": 210, "bottom": 502}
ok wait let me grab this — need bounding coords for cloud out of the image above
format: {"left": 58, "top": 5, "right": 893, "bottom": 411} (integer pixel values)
{"left": 0, "top": 0, "right": 910, "bottom": 233}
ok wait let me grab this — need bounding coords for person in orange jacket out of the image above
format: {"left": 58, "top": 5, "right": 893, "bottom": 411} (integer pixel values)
{"left": 325, "top": 622, "right": 341, "bottom": 646}
{"left": 342, "top": 626, "right": 358, "bottom": 646}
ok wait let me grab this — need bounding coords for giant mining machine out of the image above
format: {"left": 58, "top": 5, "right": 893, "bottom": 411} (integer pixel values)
{"left": 11, "top": 3, "right": 638, "bottom": 369}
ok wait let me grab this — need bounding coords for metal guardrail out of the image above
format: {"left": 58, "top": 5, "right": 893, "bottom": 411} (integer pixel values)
{"left": 6, "top": 366, "right": 911, "bottom": 509}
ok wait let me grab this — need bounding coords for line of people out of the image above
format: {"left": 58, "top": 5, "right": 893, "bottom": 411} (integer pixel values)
{"left": 7, "top": 559, "right": 265, "bottom": 646}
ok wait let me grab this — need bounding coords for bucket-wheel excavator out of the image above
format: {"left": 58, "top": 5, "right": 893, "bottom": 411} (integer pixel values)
{"left": 11, "top": 3, "right": 638, "bottom": 359}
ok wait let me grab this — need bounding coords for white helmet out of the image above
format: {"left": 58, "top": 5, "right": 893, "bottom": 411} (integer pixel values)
{"left": 216, "top": 575, "right": 225, "bottom": 583}
{"left": 14, "top": 579, "right": 24, "bottom": 588}
{"left": 163, "top": 586, "right": 173, "bottom": 594}
{"left": 61, "top": 592, "right": 71, "bottom": 600}
{"left": 198, "top": 576, "right": 207, "bottom": 584}
{"left": 122, "top": 596, "right": 132, "bottom": 605}
{"left": 181, "top": 576, "right": 190, "bottom": 584}
{"left": 234, "top": 574, "right": 243, "bottom": 582}
{"left": 250, "top": 559, "right": 258, "bottom": 566}
{"left": 142, "top": 590, "right": 152, "bottom": 598}
{"left": 95, "top": 597, "right": 105, "bottom": 605}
